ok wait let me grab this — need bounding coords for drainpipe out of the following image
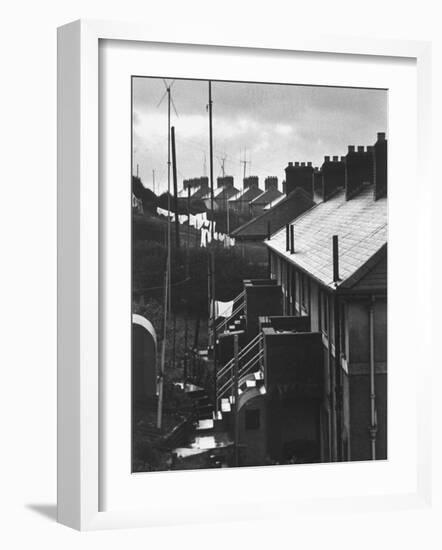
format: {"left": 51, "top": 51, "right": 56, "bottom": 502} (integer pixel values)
{"left": 368, "top": 297, "right": 377, "bottom": 460}
{"left": 333, "top": 293, "right": 342, "bottom": 461}
{"left": 331, "top": 236, "right": 341, "bottom": 461}
{"left": 327, "top": 292, "right": 338, "bottom": 461}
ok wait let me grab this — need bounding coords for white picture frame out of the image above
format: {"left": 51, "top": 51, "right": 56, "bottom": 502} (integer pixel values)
{"left": 57, "top": 19, "right": 433, "bottom": 531}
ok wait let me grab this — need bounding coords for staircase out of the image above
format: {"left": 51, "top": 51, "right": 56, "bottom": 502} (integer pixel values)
{"left": 171, "top": 330, "right": 265, "bottom": 465}
{"left": 171, "top": 383, "right": 233, "bottom": 464}
{"left": 209, "top": 290, "right": 246, "bottom": 342}
{"left": 216, "top": 332, "right": 264, "bottom": 412}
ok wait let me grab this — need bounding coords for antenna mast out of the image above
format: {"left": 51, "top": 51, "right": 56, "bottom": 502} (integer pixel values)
{"left": 156, "top": 79, "right": 178, "bottom": 430}
{"left": 240, "top": 148, "right": 250, "bottom": 186}
{"left": 220, "top": 154, "right": 227, "bottom": 178}
{"left": 208, "top": 80, "right": 218, "bottom": 410}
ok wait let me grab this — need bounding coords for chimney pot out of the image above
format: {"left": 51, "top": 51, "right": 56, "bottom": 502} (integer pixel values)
{"left": 340, "top": 156, "right": 346, "bottom": 162}
{"left": 348, "top": 145, "right": 355, "bottom": 153}
{"left": 332, "top": 155, "right": 338, "bottom": 162}
{"left": 324, "top": 155, "right": 330, "bottom": 162}
{"left": 377, "top": 132, "right": 386, "bottom": 141}
{"left": 288, "top": 161, "right": 293, "bottom": 167}
{"left": 367, "top": 145, "right": 374, "bottom": 152}
{"left": 301, "top": 162, "right": 306, "bottom": 167}
{"left": 295, "top": 161, "right": 300, "bottom": 167}
{"left": 357, "top": 146, "right": 365, "bottom": 153}
{"left": 307, "top": 161, "right": 312, "bottom": 167}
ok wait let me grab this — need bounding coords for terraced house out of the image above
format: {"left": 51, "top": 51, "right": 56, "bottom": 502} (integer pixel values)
{"left": 266, "top": 133, "right": 387, "bottom": 461}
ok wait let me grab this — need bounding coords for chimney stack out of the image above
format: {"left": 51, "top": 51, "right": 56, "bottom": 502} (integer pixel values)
{"left": 285, "top": 161, "right": 314, "bottom": 197}
{"left": 264, "top": 176, "right": 278, "bottom": 190}
{"left": 185, "top": 176, "right": 209, "bottom": 190}
{"left": 243, "top": 175, "right": 259, "bottom": 189}
{"left": 345, "top": 144, "right": 374, "bottom": 200}
{"left": 322, "top": 155, "right": 345, "bottom": 201}
{"left": 373, "top": 133, "right": 387, "bottom": 200}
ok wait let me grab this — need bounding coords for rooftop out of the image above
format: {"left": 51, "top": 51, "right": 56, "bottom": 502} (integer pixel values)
{"left": 265, "top": 184, "right": 387, "bottom": 289}
{"left": 264, "top": 193, "right": 286, "bottom": 210}
{"left": 202, "top": 185, "right": 240, "bottom": 201}
{"left": 231, "top": 187, "right": 314, "bottom": 240}
{"left": 228, "top": 186, "right": 263, "bottom": 203}
{"left": 249, "top": 186, "right": 283, "bottom": 207}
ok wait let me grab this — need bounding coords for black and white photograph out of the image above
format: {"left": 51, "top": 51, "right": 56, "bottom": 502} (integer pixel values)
{"left": 131, "top": 76, "right": 388, "bottom": 472}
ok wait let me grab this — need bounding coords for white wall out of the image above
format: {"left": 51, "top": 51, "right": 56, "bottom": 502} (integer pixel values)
{"left": 0, "top": 0, "right": 441, "bottom": 547}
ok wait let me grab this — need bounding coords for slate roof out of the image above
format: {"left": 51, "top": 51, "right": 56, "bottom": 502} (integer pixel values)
{"left": 228, "top": 186, "right": 263, "bottom": 204}
{"left": 264, "top": 194, "right": 286, "bottom": 210}
{"left": 265, "top": 184, "right": 387, "bottom": 289}
{"left": 231, "top": 187, "right": 314, "bottom": 240}
{"left": 202, "top": 185, "right": 240, "bottom": 200}
{"left": 249, "top": 186, "right": 283, "bottom": 207}
{"left": 191, "top": 186, "right": 210, "bottom": 200}
{"left": 203, "top": 185, "right": 240, "bottom": 210}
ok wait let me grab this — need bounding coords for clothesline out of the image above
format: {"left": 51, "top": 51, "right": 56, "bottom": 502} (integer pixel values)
{"left": 156, "top": 208, "right": 235, "bottom": 248}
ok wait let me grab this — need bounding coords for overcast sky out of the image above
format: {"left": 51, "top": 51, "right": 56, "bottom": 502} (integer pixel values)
{"left": 132, "top": 77, "right": 387, "bottom": 194}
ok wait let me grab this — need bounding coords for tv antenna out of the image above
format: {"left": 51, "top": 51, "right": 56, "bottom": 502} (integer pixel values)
{"left": 218, "top": 153, "right": 227, "bottom": 178}
{"left": 240, "top": 148, "right": 250, "bottom": 181}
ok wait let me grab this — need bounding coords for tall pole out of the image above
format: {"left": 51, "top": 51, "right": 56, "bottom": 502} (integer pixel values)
{"left": 184, "top": 185, "right": 191, "bottom": 382}
{"left": 240, "top": 149, "right": 249, "bottom": 187}
{"left": 233, "top": 332, "right": 240, "bottom": 466}
{"left": 171, "top": 126, "right": 180, "bottom": 249}
{"left": 157, "top": 266, "right": 168, "bottom": 430}
{"left": 226, "top": 197, "right": 230, "bottom": 236}
{"left": 209, "top": 81, "right": 215, "bottom": 243}
{"left": 208, "top": 80, "right": 217, "bottom": 408}
{"left": 220, "top": 155, "right": 226, "bottom": 178}
{"left": 157, "top": 85, "right": 172, "bottom": 430}
{"left": 167, "top": 88, "right": 172, "bottom": 316}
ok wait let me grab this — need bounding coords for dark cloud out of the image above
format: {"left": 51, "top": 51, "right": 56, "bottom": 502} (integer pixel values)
{"left": 132, "top": 77, "right": 387, "bottom": 193}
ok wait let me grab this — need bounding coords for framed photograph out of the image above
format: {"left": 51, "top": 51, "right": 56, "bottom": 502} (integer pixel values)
{"left": 57, "top": 19, "right": 432, "bottom": 530}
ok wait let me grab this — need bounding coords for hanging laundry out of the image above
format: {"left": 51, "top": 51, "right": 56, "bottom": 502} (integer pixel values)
{"left": 214, "top": 300, "right": 234, "bottom": 318}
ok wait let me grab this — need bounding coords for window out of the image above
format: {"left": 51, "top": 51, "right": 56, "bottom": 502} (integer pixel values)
{"left": 245, "top": 408, "right": 260, "bottom": 430}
